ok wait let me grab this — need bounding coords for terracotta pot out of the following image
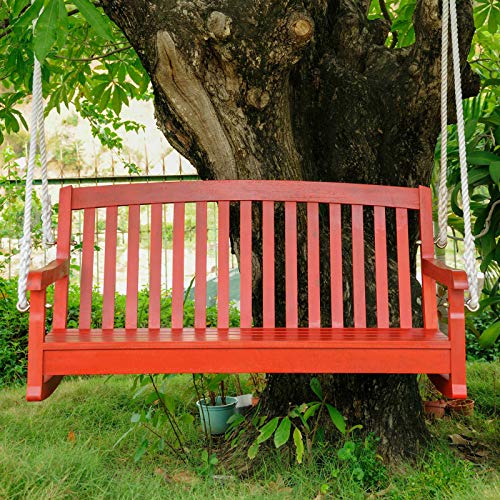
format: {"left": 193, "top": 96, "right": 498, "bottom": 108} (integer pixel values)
{"left": 447, "top": 399, "right": 475, "bottom": 416}
{"left": 252, "top": 396, "right": 260, "bottom": 407}
{"left": 423, "top": 400, "right": 447, "bottom": 419}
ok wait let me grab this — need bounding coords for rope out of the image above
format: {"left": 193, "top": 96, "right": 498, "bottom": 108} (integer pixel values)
{"left": 436, "top": 0, "right": 450, "bottom": 249}
{"left": 448, "top": 0, "right": 480, "bottom": 310}
{"left": 17, "top": 51, "right": 54, "bottom": 312}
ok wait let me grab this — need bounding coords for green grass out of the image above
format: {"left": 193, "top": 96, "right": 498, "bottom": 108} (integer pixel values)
{"left": 1, "top": 363, "right": 499, "bottom": 499}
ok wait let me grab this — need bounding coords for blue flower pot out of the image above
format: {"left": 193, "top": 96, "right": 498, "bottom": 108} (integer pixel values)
{"left": 196, "top": 396, "right": 238, "bottom": 435}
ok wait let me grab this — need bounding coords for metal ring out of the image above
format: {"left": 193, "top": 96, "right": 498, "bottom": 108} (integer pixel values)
{"left": 434, "top": 238, "right": 448, "bottom": 249}
{"left": 465, "top": 298, "right": 480, "bottom": 312}
{"left": 16, "top": 301, "right": 30, "bottom": 313}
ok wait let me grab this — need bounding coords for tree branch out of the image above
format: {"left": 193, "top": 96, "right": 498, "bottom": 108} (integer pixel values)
{"left": 378, "top": 0, "right": 398, "bottom": 48}
{"left": 49, "top": 45, "right": 131, "bottom": 62}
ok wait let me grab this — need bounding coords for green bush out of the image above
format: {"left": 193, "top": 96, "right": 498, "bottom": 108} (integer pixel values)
{"left": 0, "top": 277, "right": 239, "bottom": 386}
{"left": 466, "top": 307, "right": 499, "bottom": 362}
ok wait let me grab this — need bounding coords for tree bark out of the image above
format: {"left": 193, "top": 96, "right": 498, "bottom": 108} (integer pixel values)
{"left": 101, "top": 0, "right": 479, "bottom": 460}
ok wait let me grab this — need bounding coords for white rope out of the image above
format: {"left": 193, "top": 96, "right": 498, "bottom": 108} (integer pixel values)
{"left": 448, "top": 0, "right": 480, "bottom": 310}
{"left": 17, "top": 51, "right": 54, "bottom": 312}
{"left": 436, "top": 0, "right": 450, "bottom": 249}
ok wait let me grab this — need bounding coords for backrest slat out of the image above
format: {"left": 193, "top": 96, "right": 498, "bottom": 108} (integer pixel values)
{"left": 102, "top": 206, "right": 118, "bottom": 330}
{"left": 419, "top": 186, "right": 438, "bottom": 329}
{"left": 307, "top": 202, "right": 321, "bottom": 327}
{"left": 217, "top": 201, "right": 230, "bottom": 328}
{"left": 53, "top": 186, "right": 73, "bottom": 331}
{"left": 171, "top": 202, "right": 185, "bottom": 329}
{"left": 239, "top": 201, "right": 253, "bottom": 328}
{"left": 262, "top": 201, "right": 275, "bottom": 328}
{"left": 148, "top": 204, "right": 163, "bottom": 329}
{"left": 329, "top": 204, "right": 343, "bottom": 327}
{"left": 285, "top": 202, "right": 298, "bottom": 328}
{"left": 125, "top": 205, "right": 141, "bottom": 330}
{"left": 396, "top": 208, "right": 412, "bottom": 327}
{"left": 79, "top": 208, "right": 96, "bottom": 331}
{"left": 195, "top": 202, "right": 208, "bottom": 329}
{"left": 352, "top": 205, "right": 366, "bottom": 327}
{"left": 374, "top": 206, "right": 389, "bottom": 328}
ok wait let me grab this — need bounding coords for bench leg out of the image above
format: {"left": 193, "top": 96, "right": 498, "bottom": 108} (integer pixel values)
{"left": 26, "top": 290, "right": 64, "bottom": 401}
{"left": 429, "top": 289, "right": 467, "bottom": 399}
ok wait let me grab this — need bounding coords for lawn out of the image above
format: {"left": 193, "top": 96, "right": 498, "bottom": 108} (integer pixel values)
{"left": 0, "top": 362, "right": 498, "bottom": 499}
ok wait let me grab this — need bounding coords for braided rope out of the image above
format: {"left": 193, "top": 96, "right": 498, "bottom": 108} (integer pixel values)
{"left": 17, "top": 52, "right": 54, "bottom": 311}
{"left": 449, "top": 0, "right": 479, "bottom": 310}
{"left": 436, "top": 0, "right": 450, "bottom": 249}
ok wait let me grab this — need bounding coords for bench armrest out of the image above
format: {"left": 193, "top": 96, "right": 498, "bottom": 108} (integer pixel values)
{"left": 27, "top": 259, "right": 70, "bottom": 291}
{"left": 421, "top": 258, "right": 468, "bottom": 290}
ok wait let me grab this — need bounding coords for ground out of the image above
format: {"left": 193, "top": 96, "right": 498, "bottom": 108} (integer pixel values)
{"left": 0, "top": 362, "right": 498, "bottom": 499}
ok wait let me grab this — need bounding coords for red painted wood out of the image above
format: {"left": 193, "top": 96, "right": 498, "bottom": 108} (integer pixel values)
{"left": 149, "top": 204, "right": 163, "bottom": 330}
{"left": 239, "top": 201, "right": 252, "bottom": 328}
{"left": 351, "top": 205, "right": 366, "bottom": 327}
{"left": 419, "top": 186, "right": 438, "bottom": 329}
{"left": 27, "top": 259, "right": 69, "bottom": 291}
{"left": 307, "top": 203, "right": 321, "bottom": 327}
{"left": 285, "top": 202, "right": 298, "bottom": 328}
{"left": 218, "top": 201, "right": 230, "bottom": 329}
{"left": 26, "top": 181, "right": 468, "bottom": 402}
{"left": 262, "top": 201, "right": 275, "bottom": 328}
{"left": 373, "top": 206, "right": 389, "bottom": 328}
{"left": 172, "top": 203, "right": 185, "bottom": 329}
{"left": 79, "top": 208, "right": 96, "bottom": 331}
{"left": 125, "top": 205, "right": 141, "bottom": 330}
{"left": 72, "top": 181, "right": 420, "bottom": 210}
{"left": 102, "top": 206, "right": 118, "bottom": 331}
{"left": 396, "top": 208, "right": 412, "bottom": 328}
{"left": 421, "top": 259, "right": 468, "bottom": 289}
{"left": 195, "top": 202, "right": 208, "bottom": 329}
{"left": 53, "top": 186, "right": 73, "bottom": 332}
{"left": 329, "top": 204, "right": 343, "bottom": 327}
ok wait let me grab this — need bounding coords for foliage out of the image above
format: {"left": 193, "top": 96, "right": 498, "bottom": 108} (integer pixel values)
{"left": 0, "top": 0, "right": 150, "bottom": 149}
{"left": 1, "top": 367, "right": 497, "bottom": 498}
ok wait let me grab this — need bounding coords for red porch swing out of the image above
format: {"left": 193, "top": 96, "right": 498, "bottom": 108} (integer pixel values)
{"left": 18, "top": 0, "right": 478, "bottom": 402}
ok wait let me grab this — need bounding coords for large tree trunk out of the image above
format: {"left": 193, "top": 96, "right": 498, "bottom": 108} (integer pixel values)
{"left": 102, "top": 0, "right": 479, "bottom": 460}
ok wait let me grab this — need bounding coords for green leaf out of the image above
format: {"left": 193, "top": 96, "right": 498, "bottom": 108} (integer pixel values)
{"left": 33, "top": 0, "right": 64, "bottom": 61}
{"left": 130, "top": 412, "right": 141, "bottom": 423}
{"left": 468, "top": 151, "right": 500, "bottom": 166}
{"left": 326, "top": 404, "right": 346, "bottom": 434}
{"left": 256, "top": 417, "right": 279, "bottom": 444}
{"left": 490, "top": 162, "right": 500, "bottom": 187}
{"left": 133, "top": 438, "right": 148, "bottom": 462}
{"left": 303, "top": 402, "right": 321, "bottom": 422}
{"left": 478, "top": 321, "right": 500, "bottom": 349}
{"left": 274, "top": 417, "right": 291, "bottom": 449}
{"left": 247, "top": 441, "right": 260, "bottom": 459}
{"left": 72, "top": 0, "right": 113, "bottom": 40}
{"left": 12, "top": 0, "right": 43, "bottom": 29}
{"left": 293, "top": 428, "right": 304, "bottom": 464}
{"left": 310, "top": 377, "right": 323, "bottom": 400}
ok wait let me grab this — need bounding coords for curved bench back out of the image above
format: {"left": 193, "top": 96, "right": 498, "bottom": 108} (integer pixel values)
{"left": 52, "top": 181, "right": 437, "bottom": 331}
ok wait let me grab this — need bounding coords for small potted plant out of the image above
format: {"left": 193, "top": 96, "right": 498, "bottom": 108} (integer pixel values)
{"left": 419, "top": 375, "right": 447, "bottom": 419}
{"left": 194, "top": 374, "right": 237, "bottom": 435}
{"left": 447, "top": 399, "right": 475, "bottom": 417}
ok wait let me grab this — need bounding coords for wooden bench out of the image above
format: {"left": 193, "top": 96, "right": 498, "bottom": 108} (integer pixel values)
{"left": 26, "top": 181, "right": 468, "bottom": 401}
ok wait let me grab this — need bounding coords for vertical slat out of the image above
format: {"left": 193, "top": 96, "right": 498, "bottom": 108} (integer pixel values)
{"left": 329, "top": 204, "right": 343, "bottom": 327}
{"left": 148, "top": 204, "right": 162, "bottom": 329}
{"left": 102, "top": 206, "right": 118, "bottom": 330}
{"left": 352, "top": 205, "right": 366, "bottom": 328}
{"left": 307, "top": 202, "right": 321, "bottom": 327}
{"left": 171, "top": 202, "right": 185, "bottom": 329}
{"left": 374, "top": 206, "right": 389, "bottom": 328}
{"left": 79, "top": 208, "right": 96, "bottom": 331}
{"left": 126, "top": 205, "right": 141, "bottom": 329}
{"left": 195, "top": 202, "right": 208, "bottom": 329}
{"left": 240, "top": 201, "right": 253, "bottom": 328}
{"left": 218, "top": 201, "right": 230, "bottom": 329}
{"left": 419, "top": 186, "right": 438, "bottom": 329}
{"left": 53, "top": 186, "right": 72, "bottom": 332}
{"left": 396, "top": 208, "right": 412, "bottom": 328}
{"left": 262, "top": 201, "right": 275, "bottom": 328}
{"left": 285, "top": 202, "right": 298, "bottom": 328}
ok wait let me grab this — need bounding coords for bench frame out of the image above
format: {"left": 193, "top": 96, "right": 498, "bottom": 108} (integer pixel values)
{"left": 26, "top": 181, "right": 468, "bottom": 401}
